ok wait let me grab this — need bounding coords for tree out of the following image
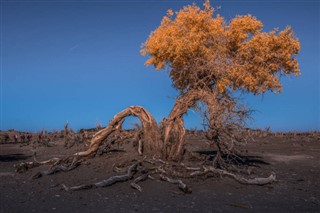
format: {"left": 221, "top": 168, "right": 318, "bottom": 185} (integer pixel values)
{"left": 78, "top": 0, "right": 300, "bottom": 161}
{"left": 17, "top": 1, "right": 298, "bottom": 189}
{"left": 139, "top": 0, "right": 299, "bottom": 161}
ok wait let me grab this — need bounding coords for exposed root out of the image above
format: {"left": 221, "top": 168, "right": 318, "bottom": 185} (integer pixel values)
{"left": 62, "top": 161, "right": 140, "bottom": 191}
{"left": 95, "top": 161, "right": 140, "bottom": 187}
{"left": 112, "top": 163, "right": 126, "bottom": 173}
{"left": 142, "top": 157, "right": 156, "bottom": 165}
{"left": 156, "top": 166, "right": 166, "bottom": 174}
{"left": 213, "top": 151, "right": 224, "bottom": 168}
{"left": 20, "top": 151, "right": 275, "bottom": 194}
{"left": 33, "top": 152, "right": 61, "bottom": 165}
{"left": 152, "top": 156, "right": 166, "bottom": 164}
{"left": 14, "top": 152, "right": 61, "bottom": 173}
{"left": 220, "top": 170, "right": 276, "bottom": 185}
{"left": 15, "top": 162, "right": 41, "bottom": 173}
{"left": 138, "top": 140, "right": 143, "bottom": 156}
{"left": 62, "top": 183, "right": 94, "bottom": 191}
{"left": 33, "top": 156, "right": 82, "bottom": 179}
{"left": 159, "top": 174, "right": 192, "bottom": 193}
{"left": 190, "top": 166, "right": 276, "bottom": 186}
{"left": 180, "top": 163, "right": 201, "bottom": 172}
{"left": 130, "top": 173, "right": 149, "bottom": 192}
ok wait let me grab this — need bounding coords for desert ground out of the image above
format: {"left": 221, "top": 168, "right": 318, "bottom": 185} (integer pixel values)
{"left": 0, "top": 130, "right": 319, "bottom": 213}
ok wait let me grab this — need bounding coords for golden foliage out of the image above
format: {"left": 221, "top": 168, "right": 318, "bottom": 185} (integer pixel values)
{"left": 141, "top": 0, "right": 300, "bottom": 94}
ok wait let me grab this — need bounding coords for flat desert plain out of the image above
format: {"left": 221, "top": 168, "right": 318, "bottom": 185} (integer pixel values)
{"left": 0, "top": 132, "right": 319, "bottom": 212}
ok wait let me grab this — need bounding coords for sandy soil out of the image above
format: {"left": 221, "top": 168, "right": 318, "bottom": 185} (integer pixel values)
{"left": 0, "top": 133, "right": 319, "bottom": 213}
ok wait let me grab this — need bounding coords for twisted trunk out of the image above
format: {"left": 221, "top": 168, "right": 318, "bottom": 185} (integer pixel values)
{"left": 164, "top": 89, "right": 218, "bottom": 160}
{"left": 76, "top": 89, "right": 218, "bottom": 161}
{"left": 75, "top": 106, "right": 162, "bottom": 157}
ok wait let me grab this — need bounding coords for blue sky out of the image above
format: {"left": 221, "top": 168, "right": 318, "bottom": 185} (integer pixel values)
{"left": 1, "top": 0, "right": 319, "bottom": 132}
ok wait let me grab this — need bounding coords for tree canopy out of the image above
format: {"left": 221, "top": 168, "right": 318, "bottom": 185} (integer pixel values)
{"left": 141, "top": 0, "right": 300, "bottom": 95}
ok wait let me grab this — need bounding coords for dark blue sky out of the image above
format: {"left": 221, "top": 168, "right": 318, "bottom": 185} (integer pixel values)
{"left": 1, "top": 0, "right": 319, "bottom": 132}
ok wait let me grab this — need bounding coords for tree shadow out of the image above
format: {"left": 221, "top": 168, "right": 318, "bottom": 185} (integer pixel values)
{"left": 195, "top": 150, "right": 270, "bottom": 166}
{"left": 0, "top": 154, "right": 31, "bottom": 162}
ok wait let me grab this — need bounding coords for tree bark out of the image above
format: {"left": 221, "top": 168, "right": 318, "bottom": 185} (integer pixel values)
{"left": 164, "top": 89, "right": 218, "bottom": 160}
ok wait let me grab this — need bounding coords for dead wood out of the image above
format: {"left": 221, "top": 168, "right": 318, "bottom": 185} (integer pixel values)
{"left": 190, "top": 166, "right": 276, "bottom": 186}
{"left": 62, "top": 161, "right": 140, "bottom": 191}
{"left": 130, "top": 173, "right": 149, "bottom": 192}
{"left": 15, "top": 161, "right": 41, "bottom": 173}
{"left": 219, "top": 170, "right": 276, "bottom": 185}
{"left": 159, "top": 174, "right": 192, "bottom": 193}
{"left": 14, "top": 152, "right": 60, "bottom": 173}
{"left": 33, "top": 156, "right": 82, "bottom": 179}
{"left": 138, "top": 139, "right": 143, "bottom": 156}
